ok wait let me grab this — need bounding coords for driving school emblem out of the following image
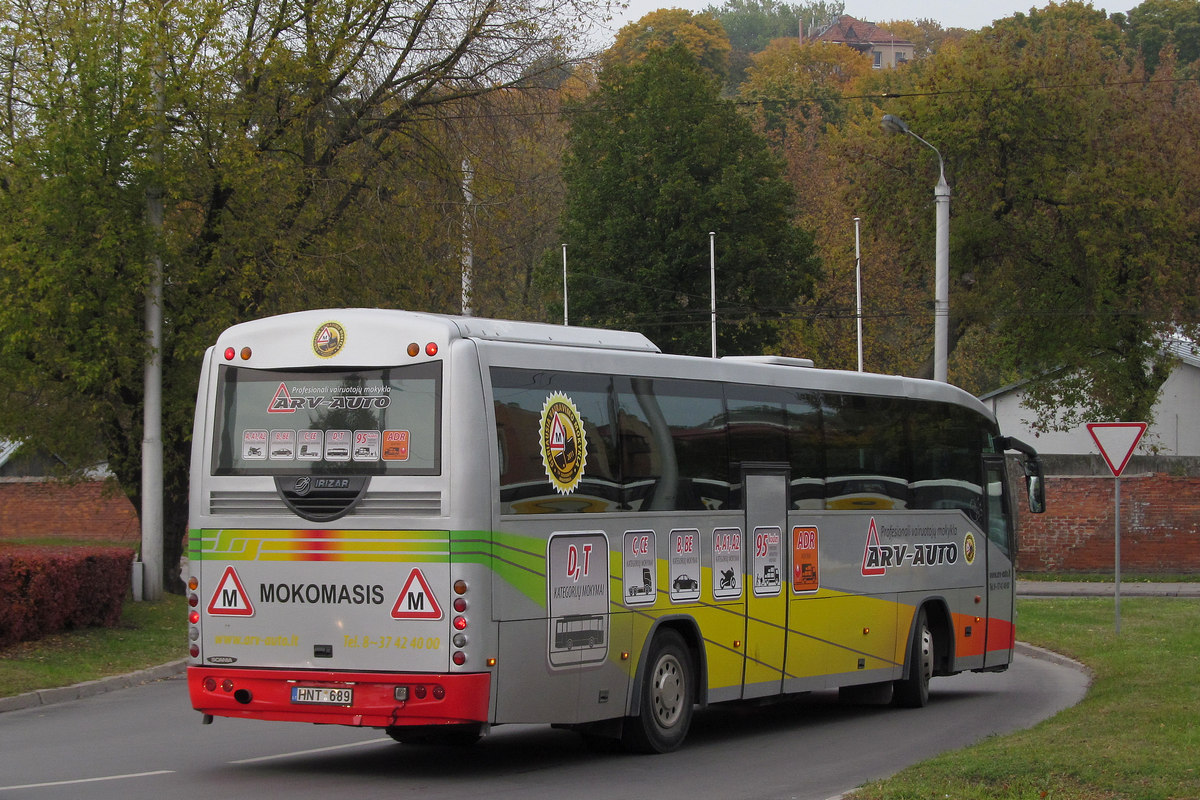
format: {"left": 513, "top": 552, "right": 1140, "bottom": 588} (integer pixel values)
{"left": 312, "top": 321, "right": 346, "bottom": 358}
{"left": 539, "top": 392, "right": 587, "bottom": 495}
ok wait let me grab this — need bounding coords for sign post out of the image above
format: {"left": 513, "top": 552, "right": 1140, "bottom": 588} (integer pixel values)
{"left": 1086, "top": 422, "right": 1147, "bottom": 634}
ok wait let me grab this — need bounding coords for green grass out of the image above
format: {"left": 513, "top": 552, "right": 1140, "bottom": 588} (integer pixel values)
{"left": 854, "top": 597, "right": 1200, "bottom": 800}
{"left": 0, "top": 593, "right": 186, "bottom": 698}
{"left": 2, "top": 594, "right": 1198, "bottom": 800}
{"left": 1019, "top": 572, "right": 1200, "bottom": 583}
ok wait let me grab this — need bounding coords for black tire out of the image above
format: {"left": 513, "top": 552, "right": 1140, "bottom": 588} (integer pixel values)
{"left": 385, "top": 724, "right": 482, "bottom": 746}
{"left": 894, "top": 608, "right": 933, "bottom": 708}
{"left": 622, "top": 629, "right": 694, "bottom": 753}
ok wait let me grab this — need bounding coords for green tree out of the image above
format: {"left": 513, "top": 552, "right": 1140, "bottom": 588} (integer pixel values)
{"left": 836, "top": 2, "right": 1200, "bottom": 424}
{"left": 1119, "top": 0, "right": 1200, "bottom": 72}
{"left": 552, "top": 44, "right": 820, "bottom": 357}
{"left": 0, "top": 0, "right": 602, "bottom": 589}
{"left": 703, "top": 0, "right": 844, "bottom": 87}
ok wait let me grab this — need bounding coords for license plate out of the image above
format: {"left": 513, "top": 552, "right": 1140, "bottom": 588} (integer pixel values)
{"left": 291, "top": 686, "right": 353, "bottom": 705}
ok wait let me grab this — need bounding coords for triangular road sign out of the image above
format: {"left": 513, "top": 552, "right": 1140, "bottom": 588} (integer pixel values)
{"left": 391, "top": 568, "right": 443, "bottom": 620}
{"left": 1087, "top": 422, "right": 1147, "bottom": 477}
{"left": 207, "top": 565, "right": 255, "bottom": 616}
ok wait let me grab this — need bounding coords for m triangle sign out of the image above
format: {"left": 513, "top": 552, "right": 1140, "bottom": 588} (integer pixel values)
{"left": 391, "top": 568, "right": 443, "bottom": 620}
{"left": 207, "top": 565, "right": 255, "bottom": 616}
{"left": 1086, "top": 422, "right": 1147, "bottom": 477}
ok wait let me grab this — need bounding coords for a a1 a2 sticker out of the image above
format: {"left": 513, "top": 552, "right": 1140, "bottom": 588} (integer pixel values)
{"left": 207, "top": 566, "right": 255, "bottom": 617}
{"left": 539, "top": 392, "right": 587, "bottom": 495}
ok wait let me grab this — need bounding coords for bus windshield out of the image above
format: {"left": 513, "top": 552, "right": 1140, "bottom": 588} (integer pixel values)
{"left": 211, "top": 361, "right": 441, "bottom": 476}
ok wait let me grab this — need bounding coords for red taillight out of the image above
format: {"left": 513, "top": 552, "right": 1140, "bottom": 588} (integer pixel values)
{"left": 189, "top": 610, "right": 200, "bottom": 624}
{"left": 453, "top": 616, "right": 467, "bottom": 631}
{"left": 432, "top": 685, "right": 446, "bottom": 700}
{"left": 425, "top": 342, "right": 438, "bottom": 356}
{"left": 224, "top": 347, "right": 235, "bottom": 361}
{"left": 452, "top": 651, "right": 467, "bottom": 666}
{"left": 203, "top": 677, "right": 217, "bottom": 692}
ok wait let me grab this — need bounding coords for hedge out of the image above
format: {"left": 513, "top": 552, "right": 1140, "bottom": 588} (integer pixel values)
{"left": 0, "top": 546, "right": 133, "bottom": 649}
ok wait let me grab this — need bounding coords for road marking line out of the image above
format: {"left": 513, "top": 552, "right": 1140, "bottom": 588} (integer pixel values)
{"left": 230, "top": 737, "right": 390, "bottom": 764}
{"left": 0, "top": 769, "right": 175, "bottom": 791}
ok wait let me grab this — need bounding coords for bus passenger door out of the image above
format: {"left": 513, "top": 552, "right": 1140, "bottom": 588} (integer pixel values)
{"left": 983, "top": 457, "right": 1016, "bottom": 668}
{"left": 742, "top": 468, "right": 789, "bottom": 699}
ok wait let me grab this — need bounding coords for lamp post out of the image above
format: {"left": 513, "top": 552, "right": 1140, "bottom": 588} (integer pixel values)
{"left": 881, "top": 113, "right": 950, "bottom": 383}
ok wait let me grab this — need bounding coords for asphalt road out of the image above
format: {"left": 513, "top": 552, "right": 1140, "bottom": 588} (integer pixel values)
{"left": 0, "top": 644, "right": 1087, "bottom": 800}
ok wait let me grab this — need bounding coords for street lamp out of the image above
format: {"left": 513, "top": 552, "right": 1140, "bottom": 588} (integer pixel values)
{"left": 881, "top": 113, "right": 950, "bottom": 383}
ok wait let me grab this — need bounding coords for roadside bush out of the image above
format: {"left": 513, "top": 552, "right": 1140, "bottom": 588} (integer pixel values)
{"left": 0, "top": 546, "right": 133, "bottom": 649}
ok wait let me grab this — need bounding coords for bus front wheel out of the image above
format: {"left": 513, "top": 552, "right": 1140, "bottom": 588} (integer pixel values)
{"left": 623, "top": 629, "right": 694, "bottom": 754}
{"left": 894, "top": 608, "right": 933, "bottom": 708}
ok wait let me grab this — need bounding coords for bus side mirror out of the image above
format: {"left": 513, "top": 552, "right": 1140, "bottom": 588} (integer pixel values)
{"left": 1024, "top": 458, "right": 1046, "bottom": 514}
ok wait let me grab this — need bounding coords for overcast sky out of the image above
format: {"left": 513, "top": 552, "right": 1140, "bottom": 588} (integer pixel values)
{"left": 595, "top": 1, "right": 1123, "bottom": 43}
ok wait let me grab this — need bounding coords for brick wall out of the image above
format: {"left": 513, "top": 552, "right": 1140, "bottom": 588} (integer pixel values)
{"left": 1017, "top": 472, "right": 1200, "bottom": 574}
{"left": 0, "top": 480, "right": 139, "bottom": 542}
{"left": 4, "top": 468, "right": 1198, "bottom": 574}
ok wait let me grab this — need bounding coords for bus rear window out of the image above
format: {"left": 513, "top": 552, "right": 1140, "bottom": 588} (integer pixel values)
{"left": 211, "top": 362, "right": 441, "bottom": 476}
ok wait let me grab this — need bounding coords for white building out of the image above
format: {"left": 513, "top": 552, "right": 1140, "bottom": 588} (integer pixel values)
{"left": 979, "top": 340, "right": 1200, "bottom": 457}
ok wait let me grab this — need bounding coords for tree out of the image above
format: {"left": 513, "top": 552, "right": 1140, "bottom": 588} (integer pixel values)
{"left": 833, "top": 2, "right": 1200, "bottom": 425}
{"left": 739, "top": 37, "right": 873, "bottom": 130}
{"left": 703, "top": 0, "right": 844, "bottom": 87}
{"left": 552, "top": 44, "right": 820, "bottom": 357}
{"left": 604, "top": 9, "right": 732, "bottom": 80}
{"left": 0, "top": 0, "right": 605, "bottom": 590}
{"left": 1119, "top": 0, "right": 1200, "bottom": 72}
{"left": 879, "top": 19, "right": 972, "bottom": 57}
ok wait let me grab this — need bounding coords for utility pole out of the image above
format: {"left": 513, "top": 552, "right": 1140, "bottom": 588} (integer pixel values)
{"left": 141, "top": 1, "right": 168, "bottom": 601}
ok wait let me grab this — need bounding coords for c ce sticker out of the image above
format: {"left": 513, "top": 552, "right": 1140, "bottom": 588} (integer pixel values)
{"left": 313, "top": 321, "right": 346, "bottom": 358}
{"left": 539, "top": 392, "right": 587, "bottom": 495}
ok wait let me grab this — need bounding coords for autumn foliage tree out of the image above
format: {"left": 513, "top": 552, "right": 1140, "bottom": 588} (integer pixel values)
{"left": 831, "top": 1, "right": 1200, "bottom": 424}
{"left": 0, "top": 0, "right": 605, "bottom": 588}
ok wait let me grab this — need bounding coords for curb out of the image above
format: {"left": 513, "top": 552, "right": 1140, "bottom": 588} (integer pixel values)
{"left": 0, "top": 658, "right": 187, "bottom": 715}
{"left": 1013, "top": 640, "right": 1092, "bottom": 678}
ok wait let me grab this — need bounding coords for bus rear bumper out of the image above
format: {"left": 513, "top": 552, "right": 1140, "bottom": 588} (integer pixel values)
{"left": 188, "top": 666, "right": 491, "bottom": 728}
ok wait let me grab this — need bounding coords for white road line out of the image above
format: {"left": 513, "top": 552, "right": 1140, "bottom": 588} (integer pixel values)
{"left": 230, "top": 737, "right": 390, "bottom": 764}
{"left": 0, "top": 770, "right": 175, "bottom": 792}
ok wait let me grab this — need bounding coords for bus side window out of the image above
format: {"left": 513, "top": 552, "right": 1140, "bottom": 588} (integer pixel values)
{"left": 823, "top": 394, "right": 909, "bottom": 510}
{"left": 491, "top": 368, "right": 617, "bottom": 513}
{"left": 615, "top": 377, "right": 727, "bottom": 512}
{"left": 909, "top": 402, "right": 984, "bottom": 524}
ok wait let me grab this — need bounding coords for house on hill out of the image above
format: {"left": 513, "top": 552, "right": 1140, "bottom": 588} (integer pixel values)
{"left": 812, "top": 15, "right": 914, "bottom": 69}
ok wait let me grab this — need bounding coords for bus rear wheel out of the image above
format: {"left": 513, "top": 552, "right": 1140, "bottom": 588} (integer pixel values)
{"left": 894, "top": 608, "right": 933, "bottom": 708}
{"left": 623, "top": 629, "right": 694, "bottom": 754}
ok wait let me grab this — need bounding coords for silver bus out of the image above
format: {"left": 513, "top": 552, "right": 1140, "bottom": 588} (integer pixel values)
{"left": 186, "top": 308, "right": 1044, "bottom": 752}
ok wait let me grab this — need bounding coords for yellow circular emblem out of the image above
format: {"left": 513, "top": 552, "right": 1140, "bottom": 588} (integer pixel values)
{"left": 964, "top": 531, "right": 977, "bottom": 565}
{"left": 539, "top": 392, "right": 587, "bottom": 495}
{"left": 313, "top": 322, "right": 346, "bottom": 358}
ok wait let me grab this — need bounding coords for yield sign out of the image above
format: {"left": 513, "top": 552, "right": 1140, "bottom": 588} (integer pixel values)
{"left": 1087, "top": 422, "right": 1147, "bottom": 477}
{"left": 207, "top": 565, "right": 255, "bottom": 616}
{"left": 391, "top": 568, "right": 443, "bottom": 620}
